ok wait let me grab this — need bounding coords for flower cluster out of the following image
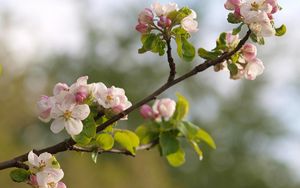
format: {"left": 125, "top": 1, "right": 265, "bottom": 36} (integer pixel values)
{"left": 215, "top": 32, "right": 264, "bottom": 80}
{"left": 37, "top": 76, "right": 132, "bottom": 136}
{"left": 225, "top": 0, "right": 280, "bottom": 37}
{"left": 27, "top": 151, "right": 66, "bottom": 188}
{"left": 136, "top": 2, "right": 198, "bottom": 34}
{"left": 140, "top": 98, "right": 176, "bottom": 122}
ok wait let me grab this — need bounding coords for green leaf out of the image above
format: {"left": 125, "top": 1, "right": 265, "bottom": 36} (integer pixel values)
{"left": 228, "top": 63, "right": 238, "bottom": 76}
{"left": 175, "top": 35, "right": 183, "bottom": 58}
{"left": 96, "top": 133, "right": 114, "bottom": 151}
{"left": 173, "top": 7, "right": 192, "bottom": 24}
{"left": 190, "top": 141, "right": 203, "bottom": 160}
{"left": 196, "top": 129, "right": 216, "bottom": 149}
{"left": 198, "top": 48, "right": 221, "bottom": 60}
{"left": 181, "top": 37, "right": 196, "bottom": 62}
{"left": 227, "top": 13, "right": 242, "bottom": 24}
{"left": 114, "top": 130, "right": 140, "bottom": 155}
{"left": 159, "top": 131, "right": 179, "bottom": 156}
{"left": 177, "top": 121, "right": 199, "bottom": 140}
{"left": 136, "top": 124, "right": 159, "bottom": 144}
{"left": 73, "top": 115, "right": 97, "bottom": 145}
{"left": 216, "top": 32, "right": 227, "bottom": 50}
{"left": 166, "top": 148, "right": 185, "bottom": 167}
{"left": 232, "top": 23, "right": 244, "bottom": 35}
{"left": 10, "top": 169, "right": 30, "bottom": 183}
{"left": 91, "top": 150, "right": 99, "bottom": 164}
{"left": 172, "top": 93, "right": 189, "bottom": 121}
{"left": 275, "top": 24, "right": 286, "bottom": 37}
{"left": 250, "top": 33, "right": 265, "bottom": 45}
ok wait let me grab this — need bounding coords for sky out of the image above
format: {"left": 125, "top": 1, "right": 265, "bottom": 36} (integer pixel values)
{"left": 0, "top": 0, "right": 300, "bottom": 179}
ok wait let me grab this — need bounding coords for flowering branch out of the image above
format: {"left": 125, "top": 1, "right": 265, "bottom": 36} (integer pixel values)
{"left": 0, "top": 29, "right": 251, "bottom": 172}
{"left": 166, "top": 37, "right": 176, "bottom": 82}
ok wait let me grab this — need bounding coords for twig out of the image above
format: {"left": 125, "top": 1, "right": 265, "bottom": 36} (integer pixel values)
{"left": 0, "top": 30, "right": 251, "bottom": 171}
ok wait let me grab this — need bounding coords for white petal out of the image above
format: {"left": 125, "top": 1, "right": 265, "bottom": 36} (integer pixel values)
{"left": 39, "top": 152, "right": 53, "bottom": 164}
{"left": 50, "top": 118, "right": 65, "bottom": 134}
{"left": 36, "top": 168, "right": 64, "bottom": 187}
{"left": 72, "top": 104, "right": 90, "bottom": 120}
{"left": 28, "top": 151, "right": 39, "bottom": 167}
{"left": 65, "top": 118, "right": 83, "bottom": 136}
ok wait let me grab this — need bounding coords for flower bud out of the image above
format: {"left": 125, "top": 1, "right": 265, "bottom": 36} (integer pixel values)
{"left": 37, "top": 95, "right": 52, "bottom": 122}
{"left": 242, "top": 43, "right": 257, "bottom": 61}
{"left": 153, "top": 98, "right": 176, "bottom": 120}
{"left": 158, "top": 16, "right": 172, "bottom": 28}
{"left": 266, "top": 0, "right": 279, "bottom": 14}
{"left": 29, "top": 175, "right": 38, "bottom": 187}
{"left": 138, "top": 8, "right": 154, "bottom": 24}
{"left": 140, "top": 104, "right": 155, "bottom": 119}
{"left": 224, "top": 0, "right": 241, "bottom": 10}
{"left": 53, "top": 83, "right": 69, "bottom": 96}
{"left": 136, "top": 23, "right": 149, "bottom": 33}
{"left": 244, "top": 58, "right": 264, "bottom": 80}
{"left": 226, "top": 32, "right": 240, "bottom": 48}
{"left": 57, "top": 182, "right": 67, "bottom": 188}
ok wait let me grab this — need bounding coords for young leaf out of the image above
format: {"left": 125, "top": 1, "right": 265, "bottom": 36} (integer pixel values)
{"left": 73, "top": 115, "right": 97, "bottom": 145}
{"left": 91, "top": 150, "right": 99, "bottom": 164}
{"left": 159, "top": 131, "right": 179, "bottom": 156}
{"left": 232, "top": 23, "right": 244, "bottom": 35}
{"left": 190, "top": 140, "right": 203, "bottom": 160}
{"left": 227, "top": 13, "right": 242, "bottom": 24}
{"left": 10, "top": 169, "right": 30, "bottom": 183}
{"left": 166, "top": 148, "right": 186, "bottom": 167}
{"left": 172, "top": 93, "right": 189, "bottom": 121}
{"left": 228, "top": 63, "right": 238, "bottom": 76}
{"left": 216, "top": 32, "right": 227, "bottom": 50}
{"left": 135, "top": 124, "right": 159, "bottom": 144}
{"left": 177, "top": 121, "right": 199, "bottom": 140}
{"left": 114, "top": 130, "right": 140, "bottom": 155}
{"left": 250, "top": 33, "right": 265, "bottom": 45}
{"left": 182, "top": 37, "right": 196, "bottom": 62}
{"left": 196, "top": 129, "right": 216, "bottom": 149}
{"left": 123, "top": 130, "right": 140, "bottom": 148}
{"left": 96, "top": 133, "right": 114, "bottom": 151}
{"left": 198, "top": 48, "right": 221, "bottom": 60}
{"left": 275, "top": 24, "right": 286, "bottom": 37}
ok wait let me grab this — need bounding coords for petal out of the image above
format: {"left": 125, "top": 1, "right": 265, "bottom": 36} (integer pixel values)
{"left": 28, "top": 151, "right": 39, "bottom": 167}
{"left": 72, "top": 104, "right": 90, "bottom": 120}
{"left": 65, "top": 118, "right": 83, "bottom": 136}
{"left": 39, "top": 152, "right": 53, "bottom": 164}
{"left": 57, "top": 182, "right": 67, "bottom": 188}
{"left": 50, "top": 118, "right": 65, "bottom": 134}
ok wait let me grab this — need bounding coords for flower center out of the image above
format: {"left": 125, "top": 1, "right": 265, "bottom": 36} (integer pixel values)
{"left": 106, "top": 95, "right": 114, "bottom": 102}
{"left": 39, "top": 160, "right": 46, "bottom": 168}
{"left": 48, "top": 182, "right": 56, "bottom": 188}
{"left": 251, "top": 2, "right": 260, "bottom": 11}
{"left": 63, "top": 110, "right": 72, "bottom": 120}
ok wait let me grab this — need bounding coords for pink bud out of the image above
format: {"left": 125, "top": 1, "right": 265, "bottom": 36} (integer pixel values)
{"left": 57, "top": 182, "right": 67, "bottom": 188}
{"left": 226, "top": 32, "right": 239, "bottom": 47}
{"left": 53, "top": 83, "right": 69, "bottom": 96}
{"left": 138, "top": 8, "right": 154, "bottom": 24}
{"left": 245, "top": 58, "right": 264, "bottom": 80}
{"left": 153, "top": 98, "right": 176, "bottom": 120}
{"left": 140, "top": 104, "right": 155, "bottom": 119}
{"left": 224, "top": 0, "right": 241, "bottom": 10}
{"left": 242, "top": 43, "right": 257, "bottom": 61}
{"left": 75, "top": 86, "right": 89, "bottom": 104}
{"left": 136, "top": 23, "right": 148, "bottom": 33}
{"left": 158, "top": 16, "right": 172, "bottom": 28}
{"left": 266, "top": 0, "right": 279, "bottom": 14}
{"left": 37, "top": 95, "right": 52, "bottom": 122}
{"left": 29, "top": 175, "right": 38, "bottom": 186}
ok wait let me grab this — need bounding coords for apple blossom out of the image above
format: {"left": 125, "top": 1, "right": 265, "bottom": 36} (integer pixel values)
{"left": 136, "top": 23, "right": 149, "bottom": 33}
{"left": 28, "top": 151, "right": 59, "bottom": 170}
{"left": 140, "top": 104, "right": 155, "bottom": 120}
{"left": 224, "top": 0, "right": 241, "bottom": 10}
{"left": 138, "top": 8, "right": 154, "bottom": 24}
{"left": 153, "top": 98, "right": 176, "bottom": 121}
{"left": 226, "top": 32, "right": 240, "bottom": 49}
{"left": 181, "top": 10, "right": 199, "bottom": 33}
{"left": 37, "top": 96, "right": 53, "bottom": 123}
{"left": 151, "top": 2, "right": 178, "bottom": 17}
{"left": 244, "top": 58, "right": 264, "bottom": 80}
{"left": 242, "top": 43, "right": 257, "bottom": 61}
{"left": 53, "top": 83, "right": 69, "bottom": 96}
{"left": 158, "top": 16, "right": 172, "bottom": 28}
{"left": 50, "top": 95, "right": 90, "bottom": 136}
{"left": 36, "top": 168, "right": 64, "bottom": 188}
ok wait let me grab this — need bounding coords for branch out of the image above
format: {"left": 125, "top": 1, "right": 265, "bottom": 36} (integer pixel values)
{"left": 0, "top": 30, "right": 251, "bottom": 171}
{"left": 70, "top": 140, "right": 159, "bottom": 157}
{"left": 166, "top": 37, "right": 176, "bottom": 82}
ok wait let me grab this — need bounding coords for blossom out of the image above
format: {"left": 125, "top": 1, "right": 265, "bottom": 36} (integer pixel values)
{"left": 37, "top": 96, "right": 53, "bottom": 123}
{"left": 53, "top": 83, "right": 69, "bottom": 96}
{"left": 138, "top": 8, "right": 154, "bottom": 24}
{"left": 181, "top": 10, "right": 198, "bottom": 33}
{"left": 158, "top": 16, "right": 172, "bottom": 28}
{"left": 226, "top": 32, "right": 240, "bottom": 49}
{"left": 153, "top": 98, "right": 176, "bottom": 121}
{"left": 50, "top": 95, "right": 90, "bottom": 136}
{"left": 140, "top": 104, "right": 155, "bottom": 119}
{"left": 224, "top": 0, "right": 241, "bottom": 10}
{"left": 69, "top": 76, "right": 90, "bottom": 104}
{"left": 244, "top": 58, "right": 264, "bottom": 80}
{"left": 36, "top": 168, "right": 64, "bottom": 188}
{"left": 151, "top": 2, "right": 178, "bottom": 17}
{"left": 28, "top": 151, "right": 58, "bottom": 170}
{"left": 242, "top": 43, "right": 257, "bottom": 61}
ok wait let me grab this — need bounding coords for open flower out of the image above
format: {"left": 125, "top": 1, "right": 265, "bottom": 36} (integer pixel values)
{"left": 50, "top": 95, "right": 90, "bottom": 136}
{"left": 244, "top": 58, "right": 265, "bottom": 80}
{"left": 153, "top": 98, "right": 176, "bottom": 121}
{"left": 28, "top": 151, "right": 58, "bottom": 170}
{"left": 181, "top": 10, "right": 198, "bottom": 33}
{"left": 151, "top": 2, "right": 178, "bottom": 17}
{"left": 37, "top": 96, "right": 53, "bottom": 123}
{"left": 242, "top": 43, "right": 257, "bottom": 61}
{"left": 36, "top": 168, "right": 64, "bottom": 188}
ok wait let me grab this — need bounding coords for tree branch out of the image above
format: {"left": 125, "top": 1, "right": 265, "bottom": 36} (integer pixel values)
{"left": 0, "top": 30, "right": 251, "bottom": 171}
{"left": 166, "top": 37, "right": 176, "bottom": 82}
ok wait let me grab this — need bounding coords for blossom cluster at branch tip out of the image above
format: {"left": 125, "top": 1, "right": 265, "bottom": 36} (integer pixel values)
{"left": 215, "top": 32, "right": 264, "bottom": 80}
{"left": 27, "top": 151, "right": 66, "bottom": 188}
{"left": 37, "top": 76, "right": 132, "bottom": 136}
{"left": 140, "top": 98, "right": 176, "bottom": 121}
{"left": 224, "top": 0, "right": 280, "bottom": 37}
{"left": 136, "top": 2, "right": 198, "bottom": 34}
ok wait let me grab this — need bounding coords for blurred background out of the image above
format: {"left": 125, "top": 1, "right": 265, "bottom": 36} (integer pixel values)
{"left": 0, "top": 0, "right": 299, "bottom": 187}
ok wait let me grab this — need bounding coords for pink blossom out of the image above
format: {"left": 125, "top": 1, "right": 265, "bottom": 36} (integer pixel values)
{"left": 29, "top": 175, "right": 38, "bottom": 187}
{"left": 244, "top": 58, "right": 265, "bottom": 80}
{"left": 136, "top": 23, "right": 148, "bottom": 33}
{"left": 224, "top": 0, "right": 241, "bottom": 10}
{"left": 140, "top": 104, "right": 155, "bottom": 119}
{"left": 37, "top": 95, "right": 53, "bottom": 123}
{"left": 53, "top": 83, "right": 69, "bottom": 96}
{"left": 151, "top": 2, "right": 178, "bottom": 17}
{"left": 138, "top": 8, "right": 154, "bottom": 24}
{"left": 226, "top": 32, "right": 240, "bottom": 49}
{"left": 57, "top": 182, "right": 67, "bottom": 188}
{"left": 242, "top": 43, "right": 257, "bottom": 61}
{"left": 181, "top": 10, "right": 198, "bottom": 33}
{"left": 153, "top": 98, "right": 176, "bottom": 121}
{"left": 158, "top": 16, "right": 172, "bottom": 28}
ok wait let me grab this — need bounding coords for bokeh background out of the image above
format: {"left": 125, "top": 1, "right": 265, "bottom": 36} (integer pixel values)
{"left": 0, "top": 0, "right": 300, "bottom": 187}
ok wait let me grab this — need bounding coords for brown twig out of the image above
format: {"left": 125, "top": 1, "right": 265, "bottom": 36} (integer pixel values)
{"left": 0, "top": 30, "right": 251, "bottom": 171}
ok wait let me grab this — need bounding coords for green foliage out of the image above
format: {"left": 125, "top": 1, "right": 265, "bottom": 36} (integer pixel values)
{"left": 175, "top": 35, "right": 196, "bottom": 62}
{"left": 227, "top": 13, "right": 242, "bottom": 24}
{"left": 250, "top": 33, "right": 265, "bottom": 45}
{"left": 166, "top": 148, "right": 186, "bottom": 167}
{"left": 216, "top": 32, "right": 227, "bottom": 50}
{"left": 9, "top": 169, "right": 30, "bottom": 183}
{"left": 114, "top": 130, "right": 140, "bottom": 155}
{"left": 232, "top": 23, "right": 244, "bottom": 35}
{"left": 275, "top": 24, "right": 287, "bottom": 37}
{"left": 159, "top": 131, "right": 180, "bottom": 156}
{"left": 91, "top": 150, "right": 99, "bottom": 164}
{"left": 228, "top": 63, "right": 238, "bottom": 76}
{"left": 135, "top": 123, "right": 159, "bottom": 144}
{"left": 138, "top": 33, "right": 166, "bottom": 56}
{"left": 198, "top": 48, "right": 221, "bottom": 60}
{"left": 169, "top": 7, "right": 192, "bottom": 24}
{"left": 96, "top": 133, "right": 114, "bottom": 151}
{"left": 73, "top": 115, "right": 97, "bottom": 146}
{"left": 196, "top": 129, "right": 216, "bottom": 149}
{"left": 172, "top": 93, "right": 189, "bottom": 121}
